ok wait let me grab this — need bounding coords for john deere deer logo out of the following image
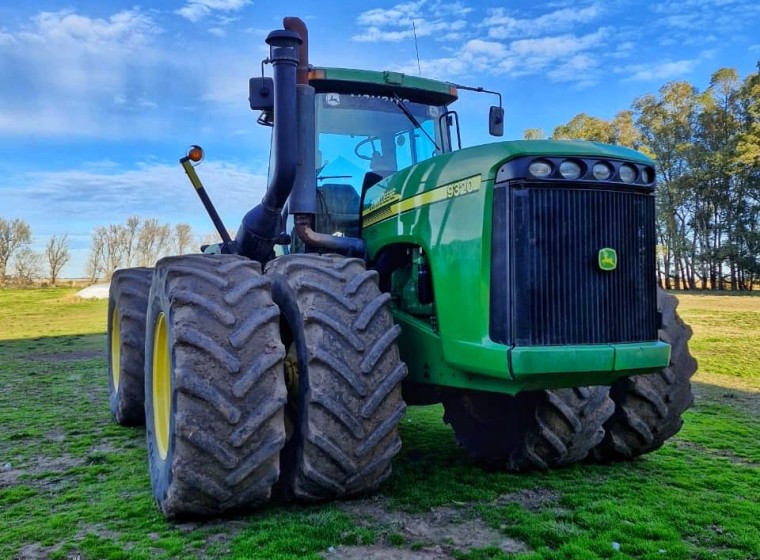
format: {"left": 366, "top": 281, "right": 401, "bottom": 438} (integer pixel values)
{"left": 598, "top": 248, "right": 617, "bottom": 271}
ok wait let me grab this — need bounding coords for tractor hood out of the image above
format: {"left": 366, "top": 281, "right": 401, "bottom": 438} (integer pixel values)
{"left": 361, "top": 139, "right": 655, "bottom": 233}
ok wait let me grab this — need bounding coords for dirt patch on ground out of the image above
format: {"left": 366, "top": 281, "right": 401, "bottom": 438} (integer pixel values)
{"left": 0, "top": 466, "right": 22, "bottom": 487}
{"left": 492, "top": 488, "right": 560, "bottom": 511}
{"left": 692, "top": 380, "right": 760, "bottom": 419}
{"left": 327, "top": 497, "right": 529, "bottom": 559}
{"left": 673, "top": 440, "right": 758, "bottom": 468}
{"left": 0, "top": 454, "right": 86, "bottom": 490}
{"left": 23, "top": 350, "right": 105, "bottom": 363}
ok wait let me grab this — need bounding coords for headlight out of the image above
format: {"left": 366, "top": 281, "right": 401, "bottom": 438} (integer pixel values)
{"left": 559, "top": 160, "right": 582, "bottom": 180}
{"left": 592, "top": 162, "right": 612, "bottom": 180}
{"left": 619, "top": 164, "right": 636, "bottom": 183}
{"left": 641, "top": 166, "right": 655, "bottom": 184}
{"left": 528, "top": 160, "right": 553, "bottom": 178}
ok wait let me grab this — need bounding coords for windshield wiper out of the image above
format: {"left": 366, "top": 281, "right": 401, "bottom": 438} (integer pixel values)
{"left": 391, "top": 93, "right": 441, "bottom": 152}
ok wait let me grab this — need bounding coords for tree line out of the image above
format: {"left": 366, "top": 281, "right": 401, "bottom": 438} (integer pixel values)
{"left": 85, "top": 216, "right": 199, "bottom": 282}
{"left": 0, "top": 218, "right": 70, "bottom": 285}
{"left": 0, "top": 216, "right": 211, "bottom": 285}
{"left": 526, "top": 66, "right": 760, "bottom": 291}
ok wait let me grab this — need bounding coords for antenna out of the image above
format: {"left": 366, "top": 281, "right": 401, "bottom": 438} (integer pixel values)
{"left": 412, "top": 21, "right": 421, "bottom": 75}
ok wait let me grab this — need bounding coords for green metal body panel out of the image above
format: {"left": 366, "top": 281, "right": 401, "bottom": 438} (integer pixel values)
{"left": 297, "top": 68, "right": 667, "bottom": 395}
{"left": 361, "top": 140, "right": 667, "bottom": 395}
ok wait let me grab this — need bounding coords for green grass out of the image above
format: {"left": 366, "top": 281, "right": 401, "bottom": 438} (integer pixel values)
{"left": 0, "top": 288, "right": 758, "bottom": 559}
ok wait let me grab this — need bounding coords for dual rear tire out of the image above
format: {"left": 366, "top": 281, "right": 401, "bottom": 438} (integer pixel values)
{"left": 109, "top": 254, "right": 406, "bottom": 518}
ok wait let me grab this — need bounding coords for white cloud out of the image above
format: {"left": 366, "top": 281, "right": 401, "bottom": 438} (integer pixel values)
{"left": 650, "top": 0, "right": 760, "bottom": 45}
{"left": 176, "top": 0, "right": 251, "bottom": 23}
{"left": 616, "top": 59, "right": 698, "bottom": 81}
{"left": 25, "top": 9, "right": 158, "bottom": 47}
{"left": 0, "top": 9, "right": 169, "bottom": 136}
{"left": 510, "top": 29, "right": 607, "bottom": 59}
{"left": 401, "top": 26, "right": 609, "bottom": 83}
{"left": 355, "top": 19, "right": 468, "bottom": 43}
{"left": 484, "top": 3, "right": 604, "bottom": 39}
{"left": 353, "top": 0, "right": 470, "bottom": 42}
{"left": 356, "top": 1, "right": 426, "bottom": 27}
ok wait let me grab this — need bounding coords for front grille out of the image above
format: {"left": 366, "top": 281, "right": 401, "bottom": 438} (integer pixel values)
{"left": 504, "top": 183, "right": 658, "bottom": 346}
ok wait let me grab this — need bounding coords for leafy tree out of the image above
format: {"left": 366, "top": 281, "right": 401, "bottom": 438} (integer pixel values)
{"left": 611, "top": 110, "right": 644, "bottom": 150}
{"left": 552, "top": 113, "right": 615, "bottom": 143}
{"left": 523, "top": 128, "right": 545, "bottom": 140}
{"left": 634, "top": 81, "right": 700, "bottom": 289}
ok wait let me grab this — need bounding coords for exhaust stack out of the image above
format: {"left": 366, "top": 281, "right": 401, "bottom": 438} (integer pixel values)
{"left": 234, "top": 26, "right": 302, "bottom": 263}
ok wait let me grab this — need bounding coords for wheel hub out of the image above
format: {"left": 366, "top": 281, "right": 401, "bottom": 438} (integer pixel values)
{"left": 152, "top": 312, "right": 171, "bottom": 461}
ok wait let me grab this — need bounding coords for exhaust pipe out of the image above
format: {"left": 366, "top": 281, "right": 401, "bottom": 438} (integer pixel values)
{"left": 237, "top": 17, "right": 366, "bottom": 261}
{"left": 282, "top": 19, "right": 366, "bottom": 258}
{"left": 235, "top": 25, "right": 302, "bottom": 263}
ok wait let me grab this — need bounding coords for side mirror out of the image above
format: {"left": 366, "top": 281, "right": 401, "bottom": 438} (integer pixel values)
{"left": 489, "top": 106, "right": 504, "bottom": 137}
{"left": 249, "top": 77, "right": 274, "bottom": 111}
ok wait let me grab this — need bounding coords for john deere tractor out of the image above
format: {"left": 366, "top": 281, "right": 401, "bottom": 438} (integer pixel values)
{"left": 107, "top": 17, "right": 696, "bottom": 518}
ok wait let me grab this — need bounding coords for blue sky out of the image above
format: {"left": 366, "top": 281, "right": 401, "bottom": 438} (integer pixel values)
{"left": 1, "top": 0, "right": 759, "bottom": 277}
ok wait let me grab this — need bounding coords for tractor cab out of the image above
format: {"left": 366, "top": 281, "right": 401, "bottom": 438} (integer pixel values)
{"left": 296, "top": 68, "right": 459, "bottom": 241}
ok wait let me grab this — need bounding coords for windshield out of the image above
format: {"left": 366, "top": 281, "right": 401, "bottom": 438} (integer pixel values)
{"left": 315, "top": 92, "right": 450, "bottom": 192}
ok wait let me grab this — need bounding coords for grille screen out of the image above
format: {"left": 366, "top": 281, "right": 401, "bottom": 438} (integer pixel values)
{"left": 508, "top": 185, "right": 658, "bottom": 346}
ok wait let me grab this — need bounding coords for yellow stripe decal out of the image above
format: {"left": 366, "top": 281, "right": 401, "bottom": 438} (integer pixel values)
{"left": 362, "top": 175, "right": 481, "bottom": 228}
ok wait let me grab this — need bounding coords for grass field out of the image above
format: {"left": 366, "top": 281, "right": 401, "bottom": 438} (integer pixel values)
{"left": 0, "top": 288, "right": 758, "bottom": 560}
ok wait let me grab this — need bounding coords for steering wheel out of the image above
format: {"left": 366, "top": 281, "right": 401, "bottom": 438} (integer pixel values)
{"left": 354, "top": 136, "right": 380, "bottom": 161}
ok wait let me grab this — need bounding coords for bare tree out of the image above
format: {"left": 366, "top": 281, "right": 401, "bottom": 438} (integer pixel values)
{"left": 0, "top": 217, "right": 32, "bottom": 281}
{"left": 173, "top": 223, "right": 194, "bottom": 255}
{"left": 45, "top": 234, "right": 71, "bottom": 285}
{"left": 123, "top": 215, "right": 141, "bottom": 268}
{"left": 136, "top": 218, "right": 171, "bottom": 267}
{"left": 88, "top": 225, "right": 125, "bottom": 281}
{"left": 86, "top": 232, "right": 104, "bottom": 284}
{"left": 197, "top": 230, "right": 236, "bottom": 251}
{"left": 11, "top": 248, "right": 43, "bottom": 285}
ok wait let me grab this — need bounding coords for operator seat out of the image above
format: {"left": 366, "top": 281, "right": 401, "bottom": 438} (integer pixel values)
{"left": 316, "top": 183, "right": 361, "bottom": 238}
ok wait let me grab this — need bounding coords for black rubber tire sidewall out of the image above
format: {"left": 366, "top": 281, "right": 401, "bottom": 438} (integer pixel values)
{"left": 144, "top": 263, "right": 176, "bottom": 507}
{"left": 107, "top": 267, "right": 153, "bottom": 426}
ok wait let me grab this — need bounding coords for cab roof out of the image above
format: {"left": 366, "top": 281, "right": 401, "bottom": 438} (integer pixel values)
{"left": 308, "top": 67, "right": 459, "bottom": 106}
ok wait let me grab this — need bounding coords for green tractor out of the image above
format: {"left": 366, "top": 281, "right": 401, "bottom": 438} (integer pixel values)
{"left": 107, "top": 17, "right": 696, "bottom": 518}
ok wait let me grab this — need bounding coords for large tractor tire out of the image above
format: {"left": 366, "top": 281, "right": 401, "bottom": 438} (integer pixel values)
{"left": 442, "top": 386, "right": 614, "bottom": 470}
{"left": 107, "top": 267, "right": 153, "bottom": 426}
{"left": 266, "top": 254, "right": 406, "bottom": 501}
{"left": 591, "top": 288, "right": 697, "bottom": 461}
{"left": 144, "top": 254, "right": 287, "bottom": 518}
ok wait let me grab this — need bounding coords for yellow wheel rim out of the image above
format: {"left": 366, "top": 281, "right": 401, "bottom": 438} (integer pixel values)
{"left": 110, "top": 308, "right": 121, "bottom": 390}
{"left": 152, "top": 312, "right": 171, "bottom": 461}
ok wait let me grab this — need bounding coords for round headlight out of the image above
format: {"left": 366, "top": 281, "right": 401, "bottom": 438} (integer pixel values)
{"left": 641, "top": 167, "right": 655, "bottom": 184}
{"left": 559, "top": 160, "right": 582, "bottom": 180}
{"left": 528, "top": 160, "right": 553, "bottom": 178}
{"left": 592, "top": 162, "right": 612, "bottom": 180}
{"left": 619, "top": 164, "right": 636, "bottom": 183}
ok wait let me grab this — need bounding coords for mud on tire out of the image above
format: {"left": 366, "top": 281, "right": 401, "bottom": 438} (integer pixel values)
{"left": 442, "top": 386, "right": 614, "bottom": 470}
{"left": 266, "top": 254, "right": 407, "bottom": 501}
{"left": 591, "top": 288, "right": 697, "bottom": 461}
{"left": 145, "top": 254, "right": 287, "bottom": 518}
{"left": 107, "top": 267, "right": 153, "bottom": 426}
